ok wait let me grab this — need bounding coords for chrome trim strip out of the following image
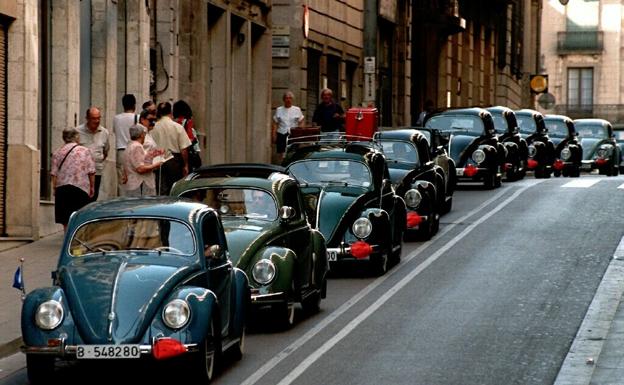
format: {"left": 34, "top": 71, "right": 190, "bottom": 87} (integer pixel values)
{"left": 251, "top": 292, "right": 285, "bottom": 301}
{"left": 108, "top": 260, "right": 127, "bottom": 341}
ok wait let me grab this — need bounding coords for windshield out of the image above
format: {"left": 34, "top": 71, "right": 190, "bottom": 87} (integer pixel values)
{"left": 615, "top": 130, "right": 624, "bottom": 142}
{"left": 544, "top": 120, "right": 569, "bottom": 139}
{"left": 516, "top": 115, "right": 536, "bottom": 135}
{"left": 379, "top": 140, "right": 420, "bottom": 166}
{"left": 70, "top": 218, "right": 195, "bottom": 256}
{"left": 425, "top": 115, "right": 484, "bottom": 135}
{"left": 288, "top": 160, "right": 372, "bottom": 188}
{"left": 576, "top": 123, "right": 608, "bottom": 139}
{"left": 182, "top": 188, "right": 277, "bottom": 221}
{"left": 490, "top": 113, "right": 508, "bottom": 134}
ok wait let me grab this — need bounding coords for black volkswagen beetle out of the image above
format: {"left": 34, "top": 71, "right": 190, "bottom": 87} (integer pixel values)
{"left": 374, "top": 129, "right": 449, "bottom": 240}
{"left": 514, "top": 109, "right": 556, "bottom": 178}
{"left": 544, "top": 114, "right": 582, "bottom": 177}
{"left": 614, "top": 125, "right": 624, "bottom": 173}
{"left": 425, "top": 108, "right": 506, "bottom": 189}
{"left": 575, "top": 119, "right": 620, "bottom": 176}
{"left": 283, "top": 138, "right": 406, "bottom": 276}
{"left": 486, "top": 106, "right": 528, "bottom": 181}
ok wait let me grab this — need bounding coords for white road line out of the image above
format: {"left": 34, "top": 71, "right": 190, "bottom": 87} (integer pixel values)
{"left": 276, "top": 185, "right": 533, "bottom": 385}
{"left": 239, "top": 186, "right": 519, "bottom": 385}
{"left": 562, "top": 179, "right": 601, "bottom": 188}
{"left": 618, "top": 183, "right": 624, "bottom": 190}
{"left": 553, "top": 236, "right": 624, "bottom": 385}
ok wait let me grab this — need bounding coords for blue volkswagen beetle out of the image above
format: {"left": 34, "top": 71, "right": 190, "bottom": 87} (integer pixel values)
{"left": 21, "top": 197, "right": 249, "bottom": 384}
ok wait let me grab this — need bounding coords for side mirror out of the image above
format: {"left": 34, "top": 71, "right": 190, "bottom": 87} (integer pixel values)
{"left": 382, "top": 179, "right": 392, "bottom": 189}
{"left": 435, "top": 146, "right": 445, "bottom": 155}
{"left": 278, "top": 206, "right": 296, "bottom": 222}
{"left": 204, "top": 244, "right": 223, "bottom": 259}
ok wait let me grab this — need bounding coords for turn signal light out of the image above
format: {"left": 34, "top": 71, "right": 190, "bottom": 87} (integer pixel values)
{"left": 350, "top": 241, "right": 373, "bottom": 259}
{"left": 553, "top": 160, "right": 564, "bottom": 171}
{"left": 596, "top": 158, "right": 608, "bottom": 166}
{"left": 406, "top": 212, "right": 422, "bottom": 228}
{"left": 527, "top": 159, "right": 538, "bottom": 169}
{"left": 464, "top": 164, "right": 478, "bottom": 177}
{"left": 153, "top": 338, "right": 187, "bottom": 360}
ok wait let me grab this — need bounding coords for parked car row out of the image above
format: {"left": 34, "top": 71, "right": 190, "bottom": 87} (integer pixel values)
{"left": 422, "top": 107, "right": 621, "bottom": 183}
{"left": 19, "top": 107, "right": 619, "bottom": 383}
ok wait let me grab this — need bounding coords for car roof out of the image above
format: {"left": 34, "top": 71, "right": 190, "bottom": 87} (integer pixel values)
{"left": 544, "top": 114, "right": 573, "bottom": 122}
{"left": 434, "top": 107, "right": 491, "bottom": 117}
{"left": 174, "top": 175, "right": 295, "bottom": 194}
{"left": 485, "top": 106, "right": 514, "bottom": 114}
{"left": 573, "top": 118, "right": 611, "bottom": 126}
{"left": 514, "top": 109, "right": 543, "bottom": 118}
{"left": 375, "top": 128, "right": 427, "bottom": 141}
{"left": 188, "top": 163, "right": 287, "bottom": 180}
{"left": 286, "top": 142, "right": 380, "bottom": 163}
{"left": 70, "top": 197, "right": 211, "bottom": 224}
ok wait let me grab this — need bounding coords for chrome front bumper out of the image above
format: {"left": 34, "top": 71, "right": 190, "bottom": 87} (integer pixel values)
{"left": 326, "top": 243, "right": 381, "bottom": 262}
{"left": 21, "top": 341, "right": 199, "bottom": 356}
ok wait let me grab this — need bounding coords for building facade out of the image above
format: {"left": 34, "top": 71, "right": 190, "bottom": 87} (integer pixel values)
{"left": 541, "top": 0, "right": 624, "bottom": 123}
{"left": 3, "top": 0, "right": 271, "bottom": 244}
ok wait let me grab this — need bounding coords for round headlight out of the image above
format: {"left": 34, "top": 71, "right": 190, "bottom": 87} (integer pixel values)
{"left": 596, "top": 148, "right": 607, "bottom": 158}
{"left": 527, "top": 145, "right": 537, "bottom": 158}
{"left": 35, "top": 300, "right": 64, "bottom": 330}
{"left": 404, "top": 189, "right": 422, "bottom": 209}
{"left": 252, "top": 259, "right": 276, "bottom": 285}
{"left": 471, "top": 149, "right": 486, "bottom": 164}
{"left": 163, "top": 299, "right": 190, "bottom": 329}
{"left": 352, "top": 217, "right": 373, "bottom": 239}
{"left": 560, "top": 147, "right": 571, "bottom": 161}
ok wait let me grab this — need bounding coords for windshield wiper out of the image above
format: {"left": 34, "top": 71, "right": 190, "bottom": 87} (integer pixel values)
{"left": 73, "top": 237, "right": 101, "bottom": 253}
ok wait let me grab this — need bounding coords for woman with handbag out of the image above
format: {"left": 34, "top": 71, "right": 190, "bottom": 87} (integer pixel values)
{"left": 50, "top": 127, "right": 96, "bottom": 231}
{"left": 173, "top": 100, "right": 202, "bottom": 171}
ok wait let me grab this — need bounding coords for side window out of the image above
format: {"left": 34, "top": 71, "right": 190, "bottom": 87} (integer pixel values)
{"left": 202, "top": 214, "right": 227, "bottom": 260}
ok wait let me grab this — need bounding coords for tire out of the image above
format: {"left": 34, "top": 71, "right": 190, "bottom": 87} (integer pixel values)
{"left": 274, "top": 302, "right": 295, "bottom": 329}
{"left": 190, "top": 319, "right": 218, "bottom": 384}
{"left": 230, "top": 326, "right": 245, "bottom": 361}
{"left": 301, "top": 286, "right": 322, "bottom": 315}
{"left": 441, "top": 195, "right": 453, "bottom": 215}
{"left": 570, "top": 165, "right": 581, "bottom": 177}
{"left": 553, "top": 170, "right": 561, "bottom": 177}
{"left": 26, "top": 355, "right": 55, "bottom": 384}
{"left": 370, "top": 252, "right": 388, "bottom": 276}
{"left": 390, "top": 227, "right": 403, "bottom": 264}
{"left": 483, "top": 171, "right": 497, "bottom": 189}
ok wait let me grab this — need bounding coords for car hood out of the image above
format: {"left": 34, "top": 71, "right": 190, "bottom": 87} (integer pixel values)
{"left": 222, "top": 219, "right": 270, "bottom": 268}
{"left": 448, "top": 134, "right": 480, "bottom": 166}
{"left": 60, "top": 255, "right": 195, "bottom": 344}
{"left": 312, "top": 187, "right": 372, "bottom": 245}
{"left": 388, "top": 168, "right": 409, "bottom": 186}
{"left": 580, "top": 138, "right": 601, "bottom": 160}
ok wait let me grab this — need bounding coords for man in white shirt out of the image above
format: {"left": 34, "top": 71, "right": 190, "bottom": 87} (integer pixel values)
{"left": 77, "top": 107, "right": 110, "bottom": 201}
{"left": 272, "top": 91, "right": 304, "bottom": 161}
{"left": 113, "top": 94, "right": 138, "bottom": 196}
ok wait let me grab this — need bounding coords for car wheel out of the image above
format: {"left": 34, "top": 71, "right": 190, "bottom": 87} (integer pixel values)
{"left": 441, "top": 195, "right": 453, "bottom": 215}
{"left": 553, "top": 170, "right": 561, "bottom": 177}
{"left": 483, "top": 171, "right": 497, "bottom": 189}
{"left": 26, "top": 355, "right": 55, "bottom": 384}
{"left": 192, "top": 318, "right": 219, "bottom": 383}
{"left": 274, "top": 302, "right": 296, "bottom": 329}
{"left": 371, "top": 253, "right": 388, "bottom": 276}
{"left": 614, "top": 164, "right": 620, "bottom": 176}
{"left": 570, "top": 165, "right": 581, "bottom": 177}
{"left": 230, "top": 326, "right": 245, "bottom": 361}
{"left": 302, "top": 286, "right": 322, "bottom": 315}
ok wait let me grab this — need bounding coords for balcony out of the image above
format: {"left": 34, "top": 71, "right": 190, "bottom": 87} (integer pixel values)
{"left": 557, "top": 31, "right": 604, "bottom": 55}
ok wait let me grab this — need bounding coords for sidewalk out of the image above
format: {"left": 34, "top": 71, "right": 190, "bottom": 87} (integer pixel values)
{"left": 0, "top": 232, "right": 64, "bottom": 358}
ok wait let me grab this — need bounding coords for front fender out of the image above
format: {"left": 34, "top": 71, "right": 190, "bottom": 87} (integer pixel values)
{"left": 22, "top": 287, "right": 77, "bottom": 347}
{"left": 149, "top": 286, "right": 218, "bottom": 345}
{"left": 409, "top": 180, "right": 436, "bottom": 214}
{"left": 247, "top": 246, "right": 296, "bottom": 295}
{"left": 359, "top": 208, "right": 391, "bottom": 246}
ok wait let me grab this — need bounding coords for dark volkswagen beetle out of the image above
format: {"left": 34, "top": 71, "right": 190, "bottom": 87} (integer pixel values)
{"left": 171, "top": 164, "right": 328, "bottom": 328}
{"left": 486, "top": 106, "right": 528, "bottom": 181}
{"left": 575, "top": 119, "right": 620, "bottom": 176}
{"left": 614, "top": 125, "right": 624, "bottom": 173}
{"left": 417, "top": 127, "right": 457, "bottom": 210}
{"left": 514, "top": 109, "right": 556, "bottom": 178}
{"left": 21, "top": 198, "right": 249, "bottom": 384}
{"left": 544, "top": 114, "right": 582, "bottom": 177}
{"left": 425, "top": 108, "right": 506, "bottom": 189}
{"left": 374, "top": 129, "right": 452, "bottom": 240}
{"left": 283, "top": 138, "right": 406, "bottom": 276}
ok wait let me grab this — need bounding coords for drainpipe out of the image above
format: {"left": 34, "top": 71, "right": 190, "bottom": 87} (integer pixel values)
{"left": 363, "top": 0, "right": 377, "bottom": 107}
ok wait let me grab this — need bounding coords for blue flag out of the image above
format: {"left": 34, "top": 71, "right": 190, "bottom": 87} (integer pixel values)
{"left": 12, "top": 266, "right": 23, "bottom": 291}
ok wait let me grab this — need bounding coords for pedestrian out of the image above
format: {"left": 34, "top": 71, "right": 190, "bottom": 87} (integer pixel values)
{"left": 124, "top": 125, "right": 164, "bottom": 197}
{"left": 416, "top": 99, "right": 434, "bottom": 126}
{"left": 173, "top": 100, "right": 202, "bottom": 171}
{"left": 76, "top": 107, "right": 110, "bottom": 201}
{"left": 113, "top": 94, "right": 138, "bottom": 196}
{"left": 151, "top": 101, "right": 192, "bottom": 195}
{"left": 137, "top": 108, "right": 160, "bottom": 154}
{"left": 272, "top": 91, "right": 304, "bottom": 161}
{"left": 142, "top": 100, "right": 157, "bottom": 116}
{"left": 51, "top": 128, "right": 96, "bottom": 232}
{"left": 312, "top": 88, "right": 345, "bottom": 133}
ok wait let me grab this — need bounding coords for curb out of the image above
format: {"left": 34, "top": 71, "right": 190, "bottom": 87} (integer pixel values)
{"left": 0, "top": 337, "right": 22, "bottom": 360}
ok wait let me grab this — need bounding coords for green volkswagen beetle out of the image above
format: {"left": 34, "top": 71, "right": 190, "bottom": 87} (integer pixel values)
{"left": 283, "top": 139, "right": 406, "bottom": 276}
{"left": 171, "top": 164, "right": 328, "bottom": 328}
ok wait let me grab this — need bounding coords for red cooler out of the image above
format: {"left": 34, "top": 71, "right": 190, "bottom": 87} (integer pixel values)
{"left": 345, "top": 107, "right": 378, "bottom": 139}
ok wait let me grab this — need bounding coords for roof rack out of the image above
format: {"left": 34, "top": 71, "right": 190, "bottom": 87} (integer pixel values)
{"left": 187, "top": 163, "right": 287, "bottom": 180}
{"left": 286, "top": 132, "right": 381, "bottom": 150}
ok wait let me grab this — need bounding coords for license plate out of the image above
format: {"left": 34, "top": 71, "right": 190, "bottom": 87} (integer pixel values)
{"left": 76, "top": 344, "right": 141, "bottom": 359}
{"left": 327, "top": 250, "right": 338, "bottom": 262}
{"left": 456, "top": 168, "right": 464, "bottom": 176}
